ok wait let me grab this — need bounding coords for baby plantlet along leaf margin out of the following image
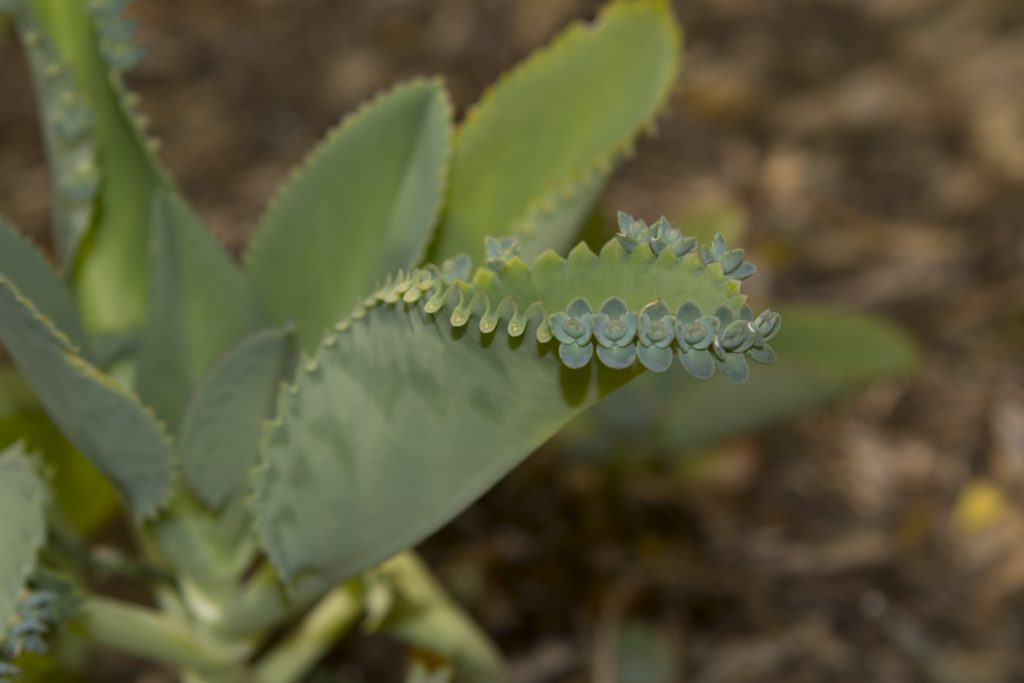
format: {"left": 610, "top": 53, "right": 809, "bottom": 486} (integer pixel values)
{"left": 29, "top": 0, "right": 174, "bottom": 335}
{"left": 253, "top": 219, "right": 778, "bottom": 587}
{"left": 9, "top": 0, "right": 98, "bottom": 268}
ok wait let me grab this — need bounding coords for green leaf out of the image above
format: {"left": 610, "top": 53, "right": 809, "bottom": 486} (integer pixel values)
{"left": 135, "top": 189, "right": 262, "bottom": 428}
{"left": 0, "top": 278, "right": 174, "bottom": 520}
{"left": 0, "top": 217, "right": 88, "bottom": 353}
{"left": 431, "top": 0, "right": 682, "bottom": 262}
{"left": 253, "top": 234, "right": 767, "bottom": 586}
{"left": 0, "top": 444, "right": 48, "bottom": 640}
{"left": 179, "top": 327, "right": 292, "bottom": 509}
{"left": 561, "top": 305, "right": 918, "bottom": 460}
{"left": 0, "top": 369, "right": 118, "bottom": 536}
{"left": 246, "top": 78, "right": 453, "bottom": 352}
{"left": 32, "top": 0, "right": 165, "bottom": 335}
{"left": 10, "top": 1, "right": 98, "bottom": 267}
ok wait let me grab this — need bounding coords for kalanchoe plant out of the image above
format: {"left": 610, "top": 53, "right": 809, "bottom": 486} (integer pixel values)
{"left": 0, "top": 1, "right": 779, "bottom": 681}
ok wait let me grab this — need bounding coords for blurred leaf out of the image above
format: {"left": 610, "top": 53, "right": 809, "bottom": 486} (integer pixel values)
{"left": 246, "top": 78, "right": 452, "bottom": 352}
{"left": 0, "top": 217, "right": 88, "bottom": 353}
{"left": 561, "top": 305, "right": 918, "bottom": 460}
{"left": 613, "top": 621, "right": 680, "bottom": 683}
{"left": 31, "top": 0, "right": 165, "bottom": 335}
{"left": 135, "top": 189, "right": 262, "bottom": 428}
{"left": 178, "top": 327, "right": 292, "bottom": 510}
{"left": 0, "top": 364, "right": 117, "bottom": 537}
{"left": 10, "top": 2, "right": 98, "bottom": 267}
{"left": 0, "top": 279, "right": 174, "bottom": 520}
{"left": 373, "top": 554, "right": 501, "bottom": 683}
{"left": 431, "top": 0, "right": 682, "bottom": 262}
{"left": 0, "top": 444, "right": 48, "bottom": 641}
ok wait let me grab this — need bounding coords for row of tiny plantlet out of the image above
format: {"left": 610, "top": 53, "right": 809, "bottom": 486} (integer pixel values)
{"left": 336, "top": 213, "right": 779, "bottom": 384}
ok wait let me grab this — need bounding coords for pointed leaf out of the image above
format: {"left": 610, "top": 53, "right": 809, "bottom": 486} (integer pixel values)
{"left": 179, "top": 328, "right": 292, "bottom": 509}
{"left": 246, "top": 78, "right": 453, "bottom": 351}
{"left": 0, "top": 278, "right": 174, "bottom": 520}
{"left": 11, "top": 2, "right": 98, "bottom": 267}
{"left": 0, "top": 368, "right": 118, "bottom": 536}
{"left": 253, "top": 235, "right": 764, "bottom": 586}
{"left": 136, "top": 189, "right": 262, "bottom": 428}
{"left": 0, "top": 444, "right": 48, "bottom": 640}
{"left": 0, "top": 217, "right": 87, "bottom": 352}
{"left": 32, "top": 0, "right": 168, "bottom": 334}
{"left": 432, "top": 0, "right": 682, "bottom": 261}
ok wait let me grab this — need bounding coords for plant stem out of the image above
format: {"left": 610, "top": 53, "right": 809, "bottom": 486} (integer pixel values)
{"left": 252, "top": 583, "right": 362, "bottom": 683}
{"left": 215, "top": 565, "right": 330, "bottom": 639}
{"left": 83, "top": 596, "right": 239, "bottom": 672}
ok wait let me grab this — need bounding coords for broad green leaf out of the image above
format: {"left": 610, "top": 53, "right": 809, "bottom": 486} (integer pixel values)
{"left": 10, "top": 1, "right": 98, "bottom": 267}
{"left": 0, "top": 444, "right": 48, "bottom": 639}
{"left": 246, "top": 78, "right": 453, "bottom": 351}
{"left": 0, "top": 278, "right": 174, "bottom": 520}
{"left": 0, "top": 217, "right": 88, "bottom": 352}
{"left": 135, "top": 190, "right": 262, "bottom": 428}
{"left": 374, "top": 554, "right": 502, "bottom": 683}
{"left": 32, "top": 0, "right": 164, "bottom": 334}
{"left": 253, "top": 234, "right": 769, "bottom": 586}
{"left": 431, "top": 0, "right": 682, "bottom": 262}
{"left": 179, "top": 327, "right": 292, "bottom": 509}
{"left": 561, "top": 305, "right": 918, "bottom": 460}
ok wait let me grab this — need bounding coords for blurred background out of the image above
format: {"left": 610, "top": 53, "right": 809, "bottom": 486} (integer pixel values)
{"left": 2, "top": 0, "right": 1023, "bottom": 681}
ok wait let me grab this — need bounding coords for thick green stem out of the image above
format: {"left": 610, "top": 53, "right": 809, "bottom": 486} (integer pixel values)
{"left": 252, "top": 584, "right": 363, "bottom": 683}
{"left": 83, "top": 596, "right": 239, "bottom": 672}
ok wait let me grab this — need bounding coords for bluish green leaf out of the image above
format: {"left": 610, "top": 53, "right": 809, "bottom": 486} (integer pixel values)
{"left": 135, "top": 189, "right": 262, "bottom": 428}
{"left": 11, "top": 1, "right": 98, "bottom": 267}
{"left": 0, "top": 367, "right": 118, "bottom": 536}
{"left": 0, "top": 444, "right": 48, "bottom": 641}
{"left": 253, "top": 235, "right": 762, "bottom": 586}
{"left": 0, "top": 278, "right": 174, "bottom": 520}
{"left": 247, "top": 78, "right": 453, "bottom": 352}
{"left": 0, "top": 217, "right": 87, "bottom": 353}
{"left": 179, "top": 328, "right": 292, "bottom": 509}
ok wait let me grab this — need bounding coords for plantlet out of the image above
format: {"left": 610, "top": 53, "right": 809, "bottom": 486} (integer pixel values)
{"left": 559, "top": 205, "right": 919, "bottom": 463}
{"left": 0, "top": 1, "right": 779, "bottom": 680}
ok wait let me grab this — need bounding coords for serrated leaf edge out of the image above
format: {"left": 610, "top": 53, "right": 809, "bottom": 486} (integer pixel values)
{"left": 0, "top": 278, "right": 178, "bottom": 521}
{"left": 243, "top": 77, "right": 454, "bottom": 270}
{"left": 457, "top": 0, "right": 682, "bottom": 238}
